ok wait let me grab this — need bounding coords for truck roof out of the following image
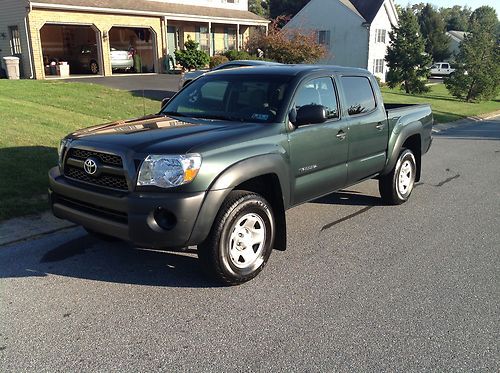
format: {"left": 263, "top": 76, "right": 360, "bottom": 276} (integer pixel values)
{"left": 204, "top": 64, "right": 370, "bottom": 78}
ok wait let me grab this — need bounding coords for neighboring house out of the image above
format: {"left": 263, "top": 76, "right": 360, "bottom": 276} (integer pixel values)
{"left": 446, "top": 30, "right": 467, "bottom": 61}
{"left": 0, "top": 0, "right": 268, "bottom": 79}
{"left": 284, "top": 0, "right": 398, "bottom": 82}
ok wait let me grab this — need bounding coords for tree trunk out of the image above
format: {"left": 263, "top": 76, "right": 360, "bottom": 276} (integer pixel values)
{"left": 466, "top": 79, "right": 476, "bottom": 102}
{"left": 404, "top": 80, "right": 410, "bottom": 94}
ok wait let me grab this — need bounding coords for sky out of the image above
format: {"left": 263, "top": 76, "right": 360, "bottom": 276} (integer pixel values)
{"left": 395, "top": 0, "right": 500, "bottom": 15}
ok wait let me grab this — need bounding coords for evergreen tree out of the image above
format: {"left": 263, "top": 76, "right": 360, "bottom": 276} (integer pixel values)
{"left": 445, "top": 6, "right": 500, "bottom": 102}
{"left": 385, "top": 7, "right": 431, "bottom": 94}
{"left": 440, "top": 5, "right": 472, "bottom": 31}
{"left": 419, "top": 4, "right": 451, "bottom": 62}
{"left": 249, "top": 0, "right": 270, "bottom": 18}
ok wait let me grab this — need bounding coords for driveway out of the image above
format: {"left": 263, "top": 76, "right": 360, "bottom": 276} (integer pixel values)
{"left": 66, "top": 74, "right": 180, "bottom": 101}
{"left": 1, "top": 118, "right": 499, "bottom": 371}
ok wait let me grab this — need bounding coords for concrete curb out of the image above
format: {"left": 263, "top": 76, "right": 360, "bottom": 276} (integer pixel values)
{"left": 1, "top": 110, "right": 499, "bottom": 246}
{"left": 432, "top": 110, "right": 500, "bottom": 133}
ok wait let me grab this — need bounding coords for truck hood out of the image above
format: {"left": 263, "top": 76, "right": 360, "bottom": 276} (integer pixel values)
{"left": 67, "top": 114, "right": 268, "bottom": 154}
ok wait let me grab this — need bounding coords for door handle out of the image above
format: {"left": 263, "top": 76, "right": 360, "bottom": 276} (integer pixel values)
{"left": 336, "top": 130, "right": 346, "bottom": 140}
{"left": 375, "top": 122, "right": 385, "bottom": 130}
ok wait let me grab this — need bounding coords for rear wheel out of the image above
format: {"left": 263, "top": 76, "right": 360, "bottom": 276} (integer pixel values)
{"left": 198, "top": 191, "right": 275, "bottom": 285}
{"left": 379, "top": 149, "right": 416, "bottom": 205}
{"left": 90, "top": 60, "right": 99, "bottom": 74}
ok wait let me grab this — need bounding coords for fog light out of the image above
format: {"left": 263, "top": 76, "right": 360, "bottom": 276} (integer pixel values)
{"left": 153, "top": 207, "right": 177, "bottom": 230}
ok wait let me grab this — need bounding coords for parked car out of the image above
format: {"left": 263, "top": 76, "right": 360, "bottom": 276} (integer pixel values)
{"left": 430, "top": 62, "right": 455, "bottom": 76}
{"left": 77, "top": 45, "right": 133, "bottom": 74}
{"left": 49, "top": 65, "right": 433, "bottom": 285}
{"left": 178, "top": 60, "right": 280, "bottom": 89}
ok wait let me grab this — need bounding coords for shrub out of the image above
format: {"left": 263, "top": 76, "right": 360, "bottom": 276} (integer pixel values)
{"left": 210, "top": 55, "right": 229, "bottom": 68}
{"left": 246, "top": 16, "right": 326, "bottom": 64}
{"left": 223, "top": 50, "right": 254, "bottom": 61}
{"left": 174, "top": 39, "right": 210, "bottom": 71}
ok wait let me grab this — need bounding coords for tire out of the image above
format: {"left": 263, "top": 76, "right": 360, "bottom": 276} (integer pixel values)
{"left": 84, "top": 227, "right": 120, "bottom": 242}
{"left": 198, "top": 191, "right": 275, "bottom": 285}
{"left": 379, "top": 149, "right": 417, "bottom": 205}
{"left": 90, "top": 60, "right": 99, "bottom": 74}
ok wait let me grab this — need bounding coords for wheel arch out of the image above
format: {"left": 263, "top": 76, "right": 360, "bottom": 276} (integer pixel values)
{"left": 188, "top": 154, "right": 290, "bottom": 251}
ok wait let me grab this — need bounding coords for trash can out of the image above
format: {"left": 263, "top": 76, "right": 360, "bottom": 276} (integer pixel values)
{"left": 3, "top": 56, "right": 20, "bottom": 80}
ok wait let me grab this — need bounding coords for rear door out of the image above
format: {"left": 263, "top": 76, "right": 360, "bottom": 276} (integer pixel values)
{"left": 339, "top": 75, "right": 388, "bottom": 184}
{"left": 288, "top": 76, "right": 348, "bottom": 205}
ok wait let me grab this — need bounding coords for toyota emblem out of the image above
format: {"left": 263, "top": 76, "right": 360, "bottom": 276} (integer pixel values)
{"left": 83, "top": 158, "right": 98, "bottom": 175}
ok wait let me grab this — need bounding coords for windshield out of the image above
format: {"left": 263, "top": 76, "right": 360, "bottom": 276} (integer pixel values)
{"left": 162, "top": 74, "right": 292, "bottom": 123}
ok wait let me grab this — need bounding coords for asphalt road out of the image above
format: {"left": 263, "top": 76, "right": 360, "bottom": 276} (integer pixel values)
{"left": 1, "top": 118, "right": 499, "bottom": 371}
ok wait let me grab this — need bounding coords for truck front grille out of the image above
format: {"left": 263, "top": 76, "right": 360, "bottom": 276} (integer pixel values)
{"left": 68, "top": 148, "right": 123, "bottom": 167}
{"left": 64, "top": 148, "right": 128, "bottom": 191}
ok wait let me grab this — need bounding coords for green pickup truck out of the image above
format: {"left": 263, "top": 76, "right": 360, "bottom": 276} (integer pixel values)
{"left": 49, "top": 65, "right": 433, "bottom": 285}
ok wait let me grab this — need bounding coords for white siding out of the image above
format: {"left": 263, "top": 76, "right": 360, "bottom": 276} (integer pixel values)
{"left": 284, "top": 0, "right": 369, "bottom": 69}
{"left": 0, "top": 0, "right": 31, "bottom": 77}
{"left": 147, "top": 0, "right": 248, "bottom": 11}
{"left": 367, "top": 0, "right": 395, "bottom": 82}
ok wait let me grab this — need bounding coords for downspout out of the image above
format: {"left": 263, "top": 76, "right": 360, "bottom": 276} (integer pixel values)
{"left": 362, "top": 22, "right": 370, "bottom": 70}
{"left": 24, "top": 1, "right": 34, "bottom": 79}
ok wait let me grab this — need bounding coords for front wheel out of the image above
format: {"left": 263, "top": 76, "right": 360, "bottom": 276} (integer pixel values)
{"left": 379, "top": 149, "right": 417, "bottom": 205}
{"left": 198, "top": 191, "right": 275, "bottom": 285}
{"left": 90, "top": 61, "right": 99, "bottom": 74}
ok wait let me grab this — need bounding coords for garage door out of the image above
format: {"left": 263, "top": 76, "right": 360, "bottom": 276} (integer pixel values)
{"left": 109, "top": 27, "right": 156, "bottom": 74}
{"left": 40, "top": 24, "right": 102, "bottom": 76}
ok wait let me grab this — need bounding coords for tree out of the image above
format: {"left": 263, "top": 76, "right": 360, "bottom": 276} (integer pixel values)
{"left": 418, "top": 4, "right": 451, "bottom": 62}
{"left": 174, "top": 39, "right": 210, "bottom": 71}
{"left": 445, "top": 6, "right": 500, "bottom": 102}
{"left": 269, "top": 0, "right": 310, "bottom": 18}
{"left": 385, "top": 7, "right": 431, "bottom": 94}
{"left": 249, "top": 0, "right": 270, "bottom": 18}
{"left": 440, "top": 5, "right": 472, "bottom": 31}
{"left": 246, "top": 16, "right": 326, "bottom": 64}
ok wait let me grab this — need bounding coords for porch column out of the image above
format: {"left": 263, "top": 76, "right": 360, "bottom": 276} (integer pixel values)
{"left": 236, "top": 23, "right": 240, "bottom": 51}
{"left": 208, "top": 21, "right": 212, "bottom": 56}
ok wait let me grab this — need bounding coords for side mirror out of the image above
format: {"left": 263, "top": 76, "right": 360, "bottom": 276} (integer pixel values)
{"left": 295, "top": 105, "right": 328, "bottom": 126}
{"left": 160, "top": 97, "right": 170, "bottom": 111}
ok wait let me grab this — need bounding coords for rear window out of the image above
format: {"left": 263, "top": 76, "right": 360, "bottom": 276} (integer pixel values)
{"left": 341, "top": 76, "right": 376, "bottom": 116}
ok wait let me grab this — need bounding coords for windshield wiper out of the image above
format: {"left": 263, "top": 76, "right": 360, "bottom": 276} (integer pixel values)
{"left": 162, "top": 111, "right": 186, "bottom": 117}
{"left": 192, "top": 114, "right": 241, "bottom": 121}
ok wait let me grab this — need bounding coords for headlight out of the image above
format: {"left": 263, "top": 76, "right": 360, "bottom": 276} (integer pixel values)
{"left": 58, "top": 139, "right": 68, "bottom": 166}
{"left": 137, "top": 154, "right": 202, "bottom": 188}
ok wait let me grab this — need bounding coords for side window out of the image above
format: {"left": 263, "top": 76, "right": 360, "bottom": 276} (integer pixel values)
{"left": 442, "top": 63, "right": 449, "bottom": 69}
{"left": 294, "top": 77, "right": 339, "bottom": 119}
{"left": 341, "top": 76, "right": 376, "bottom": 116}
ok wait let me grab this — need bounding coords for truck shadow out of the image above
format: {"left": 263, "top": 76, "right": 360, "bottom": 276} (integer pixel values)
{"left": 311, "top": 190, "right": 383, "bottom": 206}
{"left": 0, "top": 233, "right": 222, "bottom": 288}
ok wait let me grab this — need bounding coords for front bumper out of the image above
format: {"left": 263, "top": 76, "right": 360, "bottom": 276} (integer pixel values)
{"left": 49, "top": 167, "right": 206, "bottom": 249}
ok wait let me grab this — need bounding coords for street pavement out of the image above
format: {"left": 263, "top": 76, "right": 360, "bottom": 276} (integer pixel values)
{"left": 1, "top": 117, "right": 499, "bottom": 371}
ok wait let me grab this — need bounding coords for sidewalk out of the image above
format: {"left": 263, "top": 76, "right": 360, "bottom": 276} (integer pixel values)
{"left": 1, "top": 110, "right": 499, "bottom": 247}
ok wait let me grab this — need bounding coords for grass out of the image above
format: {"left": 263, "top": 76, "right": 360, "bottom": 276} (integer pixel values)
{"left": 0, "top": 79, "right": 158, "bottom": 221}
{"left": 0, "top": 79, "right": 498, "bottom": 221}
{"left": 381, "top": 84, "right": 500, "bottom": 123}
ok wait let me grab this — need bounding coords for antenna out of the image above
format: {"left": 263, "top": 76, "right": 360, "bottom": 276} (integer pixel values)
{"left": 142, "top": 87, "right": 146, "bottom": 117}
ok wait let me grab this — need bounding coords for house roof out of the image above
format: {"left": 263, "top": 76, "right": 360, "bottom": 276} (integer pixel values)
{"left": 349, "top": 0, "right": 386, "bottom": 23}
{"left": 29, "top": 0, "right": 268, "bottom": 23}
{"left": 446, "top": 30, "right": 467, "bottom": 42}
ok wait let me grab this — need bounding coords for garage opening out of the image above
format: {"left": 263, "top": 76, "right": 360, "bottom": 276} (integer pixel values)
{"left": 40, "top": 24, "right": 102, "bottom": 77}
{"left": 108, "top": 27, "right": 156, "bottom": 74}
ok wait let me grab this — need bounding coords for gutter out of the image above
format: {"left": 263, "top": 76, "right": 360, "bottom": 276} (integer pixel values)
{"left": 24, "top": 2, "right": 34, "bottom": 79}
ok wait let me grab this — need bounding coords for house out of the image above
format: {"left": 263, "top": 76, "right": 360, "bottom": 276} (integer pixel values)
{"left": 284, "top": 0, "right": 398, "bottom": 82}
{"left": 446, "top": 30, "right": 466, "bottom": 61}
{"left": 0, "top": 0, "right": 268, "bottom": 79}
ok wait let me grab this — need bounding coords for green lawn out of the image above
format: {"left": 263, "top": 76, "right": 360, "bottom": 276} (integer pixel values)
{"left": 0, "top": 80, "right": 158, "bottom": 221}
{"left": 381, "top": 84, "right": 500, "bottom": 123}
{"left": 0, "top": 79, "right": 498, "bottom": 221}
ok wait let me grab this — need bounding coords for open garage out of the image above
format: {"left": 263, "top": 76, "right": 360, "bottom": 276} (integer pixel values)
{"left": 40, "top": 24, "right": 103, "bottom": 76}
{"left": 108, "top": 27, "right": 156, "bottom": 74}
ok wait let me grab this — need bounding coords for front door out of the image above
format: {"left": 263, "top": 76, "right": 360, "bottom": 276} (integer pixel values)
{"left": 339, "top": 75, "right": 388, "bottom": 184}
{"left": 288, "top": 76, "right": 348, "bottom": 205}
{"left": 167, "top": 26, "right": 178, "bottom": 55}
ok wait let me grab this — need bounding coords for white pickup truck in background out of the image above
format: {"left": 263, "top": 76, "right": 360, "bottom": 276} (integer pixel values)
{"left": 430, "top": 62, "right": 455, "bottom": 76}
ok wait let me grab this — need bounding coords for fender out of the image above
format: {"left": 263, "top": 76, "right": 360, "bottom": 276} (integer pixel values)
{"left": 381, "top": 120, "right": 423, "bottom": 176}
{"left": 187, "top": 153, "right": 290, "bottom": 248}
